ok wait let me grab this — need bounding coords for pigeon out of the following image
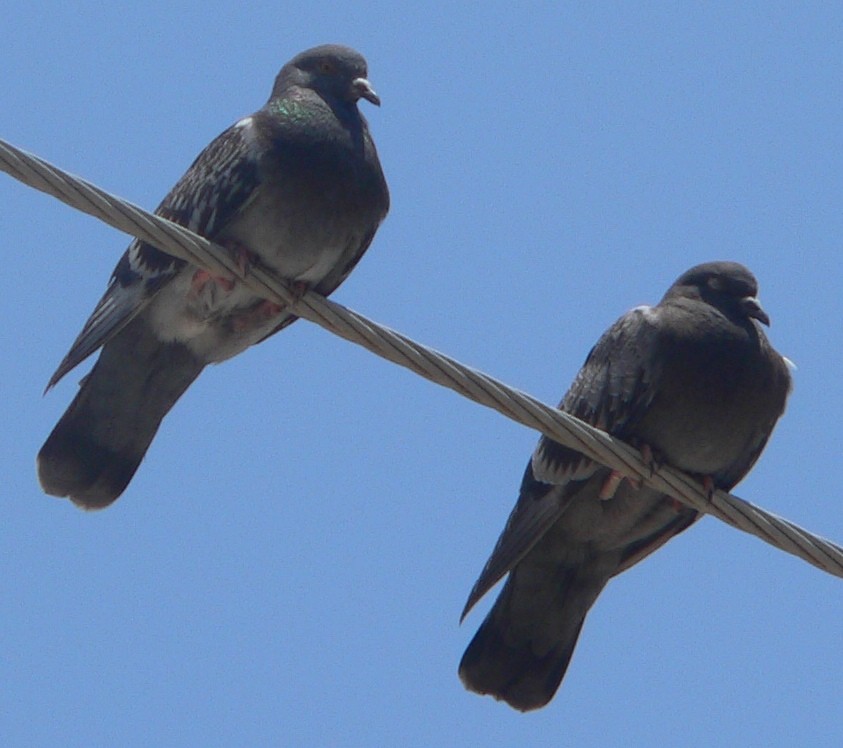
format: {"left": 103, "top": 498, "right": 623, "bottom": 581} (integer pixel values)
{"left": 458, "top": 261, "right": 791, "bottom": 711}
{"left": 37, "top": 44, "right": 389, "bottom": 509}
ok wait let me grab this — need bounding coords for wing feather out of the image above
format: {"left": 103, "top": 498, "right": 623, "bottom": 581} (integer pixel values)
{"left": 462, "top": 306, "right": 665, "bottom": 616}
{"left": 47, "top": 120, "right": 263, "bottom": 387}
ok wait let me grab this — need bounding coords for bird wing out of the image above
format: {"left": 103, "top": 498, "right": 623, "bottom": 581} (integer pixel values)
{"left": 47, "top": 121, "right": 262, "bottom": 388}
{"left": 462, "top": 306, "right": 665, "bottom": 618}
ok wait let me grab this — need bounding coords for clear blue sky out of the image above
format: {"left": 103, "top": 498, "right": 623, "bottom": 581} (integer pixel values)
{"left": 2, "top": 3, "right": 842, "bottom": 746}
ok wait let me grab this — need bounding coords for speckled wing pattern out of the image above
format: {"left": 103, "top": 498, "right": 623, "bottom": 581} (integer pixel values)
{"left": 47, "top": 122, "right": 261, "bottom": 389}
{"left": 461, "top": 306, "right": 664, "bottom": 618}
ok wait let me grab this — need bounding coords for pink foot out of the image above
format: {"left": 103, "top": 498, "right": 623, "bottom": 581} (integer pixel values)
{"left": 289, "top": 279, "right": 311, "bottom": 303}
{"left": 228, "top": 241, "right": 255, "bottom": 278}
{"left": 598, "top": 470, "right": 624, "bottom": 500}
{"left": 600, "top": 442, "right": 660, "bottom": 500}
{"left": 640, "top": 444, "right": 658, "bottom": 475}
{"left": 191, "top": 268, "right": 235, "bottom": 295}
{"left": 256, "top": 299, "right": 283, "bottom": 317}
{"left": 190, "top": 241, "right": 257, "bottom": 296}
{"left": 625, "top": 443, "right": 663, "bottom": 489}
{"left": 230, "top": 299, "right": 285, "bottom": 333}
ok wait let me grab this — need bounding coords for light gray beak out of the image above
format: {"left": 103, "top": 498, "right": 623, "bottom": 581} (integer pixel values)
{"left": 741, "top": 296, "right": 770, "bottom": 326}
{"left": 352, "top": 77, "right": 381, "bottom": 106}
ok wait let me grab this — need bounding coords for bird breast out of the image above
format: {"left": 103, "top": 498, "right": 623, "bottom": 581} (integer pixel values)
{"left": 220, "top": 184, "right": 359, "bottom": 284}
{"left": 637, "top": 326, "right": 781, "bottom": 478}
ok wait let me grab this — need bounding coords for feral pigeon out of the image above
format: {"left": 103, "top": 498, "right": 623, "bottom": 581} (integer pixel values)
{"left": 459, "top": 261, "right": 792, "bottom": 711}
{"left": 38, "top": 44, "right": 389, "bottom": 509}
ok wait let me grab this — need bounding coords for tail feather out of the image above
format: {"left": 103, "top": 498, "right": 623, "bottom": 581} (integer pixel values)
{"left": 459, "top": 586, "right": 585, "bottom": 712}
{"left": 460, "top": 479, "right": 702, "bottom": 711}
{"left": 459, "top": 548, "right": 612, "bottom": 711}
{"left": 38, "top": 316, "right": 203, "bottom": 509}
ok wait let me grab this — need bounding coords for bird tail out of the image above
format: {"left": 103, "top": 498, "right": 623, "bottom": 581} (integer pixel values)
{"left": 458, "top": 561, "right": 606, "bottom": 712}
{"left": 37, "top": 317, "right": 204, "bottom": 509}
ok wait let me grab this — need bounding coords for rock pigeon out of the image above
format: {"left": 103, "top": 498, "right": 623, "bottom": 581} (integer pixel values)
{"left": 458, "top": 261, "right": 791, "bottom": 711}
{"left": 37, "top": 44, "right": 389, "bottom": 509}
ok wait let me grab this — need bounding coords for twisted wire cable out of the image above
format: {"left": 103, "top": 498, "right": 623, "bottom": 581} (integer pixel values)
{"left": 3, "top": 137, "right": 841, "bottom": 578}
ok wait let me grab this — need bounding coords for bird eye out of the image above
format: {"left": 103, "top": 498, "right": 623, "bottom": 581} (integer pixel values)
{"left": 318, "top": 61, "right": 334, "bottom": 74}
{"left": 707, "top": 276, "right": 724, "bottom": 292}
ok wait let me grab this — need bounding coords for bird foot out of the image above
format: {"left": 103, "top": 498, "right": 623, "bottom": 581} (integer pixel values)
{"left": 666, "top": 475, "right": 714, "bottom": 512}
{"left": 640, "top": 444, "right": 660, "bottom": 475}
{"left": 190, "top": 241, "right": 256, "bottom": 297}
{"left": 288, "top": 279, "right": 310, "bottom": 304}
{"left": 191, "top": 268, "right": 236, "bottom": 295}
{"left": 598, "top": 470, "right": 625, "bottom": 500}
{"left": 599, "top": 443, "right": 661, "bottom": 500}
{"left": 227, "top": 240, "right": 257, "bottom": 279}
{"left": 628, "top": 443, "right": 662, "bottom": 489}
{"left": 256, "top": 299, "right": 284, "bottom": 317}
{"left": 230, "top": 299, "right": 284, "bottom": 333}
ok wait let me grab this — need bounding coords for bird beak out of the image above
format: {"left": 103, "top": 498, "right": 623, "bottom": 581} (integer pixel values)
{"left": 352, "top": 77, "right": 381, "bottom": 106}
{"left": 741, "top": 296, "right": 770, "bottom": 326}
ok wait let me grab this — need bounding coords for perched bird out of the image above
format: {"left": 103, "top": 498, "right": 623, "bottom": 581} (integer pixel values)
{"left": 38, "top": 44, "right": 389, "bottom": 509}
{"left": 459, "top": 261, "right": 791, "bottom": 711}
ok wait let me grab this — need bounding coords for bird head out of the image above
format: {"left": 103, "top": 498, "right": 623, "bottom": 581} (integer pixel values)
{"left": 276, "top": 44, "right": 381, "bottom": 107}
{"left": 667, "top": 261, "right": 771, "bottom": 326}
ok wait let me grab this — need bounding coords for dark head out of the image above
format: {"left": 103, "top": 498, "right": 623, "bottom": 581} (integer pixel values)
{"left": 273, "top": 44, "right": 380, "bottom": 106}
{"left": 665, "top": 261, "right": 771, "bottom": 326}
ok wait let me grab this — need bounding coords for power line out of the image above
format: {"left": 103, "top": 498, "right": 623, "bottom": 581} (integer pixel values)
{"left": 3, "top": 136, "right": 841, "bottom": 578}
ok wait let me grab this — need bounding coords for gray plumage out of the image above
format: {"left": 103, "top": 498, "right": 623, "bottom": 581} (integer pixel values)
{"left": 38, "top": 44, "right": 389, "bottom": 509}
{"left": 459, "top": 261, "right": 791, "bottom": 711}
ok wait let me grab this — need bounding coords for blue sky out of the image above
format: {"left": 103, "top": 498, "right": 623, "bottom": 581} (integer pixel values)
{"left": 2, "top": 3, "right": 842, "bottom": 746}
